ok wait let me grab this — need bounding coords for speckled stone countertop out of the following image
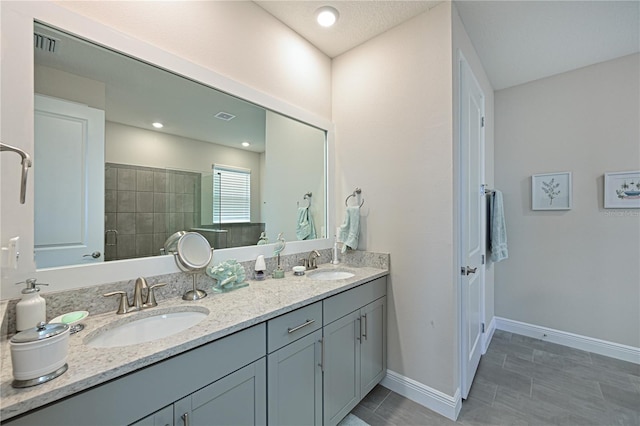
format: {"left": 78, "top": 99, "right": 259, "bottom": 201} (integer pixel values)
{"left": 0, "top": 259, "right": 388, "bottom": 421}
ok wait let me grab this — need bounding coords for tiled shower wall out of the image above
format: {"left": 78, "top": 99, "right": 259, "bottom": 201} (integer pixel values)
{"left": 105, "top": 163, "right": 200, "bottom": 261}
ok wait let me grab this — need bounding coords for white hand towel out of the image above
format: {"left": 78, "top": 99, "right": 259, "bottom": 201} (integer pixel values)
{"left": 338, "top": 207, "right": 360, "bottom": 253}
{"left": 490, "top": 190, "right": 508, "bottom": 262}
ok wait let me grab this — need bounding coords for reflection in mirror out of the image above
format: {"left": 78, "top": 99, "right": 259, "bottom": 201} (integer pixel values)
{"left": 33, "top": 23, "right": 326, "bottom": 269}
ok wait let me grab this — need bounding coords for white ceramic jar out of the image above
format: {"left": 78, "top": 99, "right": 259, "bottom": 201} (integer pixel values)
{"left": 10, "top": 321, "right": 70, "bottom": 388}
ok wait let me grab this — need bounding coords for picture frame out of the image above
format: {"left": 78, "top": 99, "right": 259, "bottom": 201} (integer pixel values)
{"left": 604, "top": 171, "right": 640, "bottom": 209}
{"left": 532, "top": 172, "right": 572, "bottom": 210}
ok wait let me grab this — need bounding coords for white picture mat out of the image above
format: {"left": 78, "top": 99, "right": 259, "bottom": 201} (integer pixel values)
{"left": 532, "top": 172, "right": 572, "bottom": 210}
{"left": 604, "top": 171, "right": 640, "bottom": 208}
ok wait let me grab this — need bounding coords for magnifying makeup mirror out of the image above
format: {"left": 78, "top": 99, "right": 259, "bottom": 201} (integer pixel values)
{"left": 173, "top": 232, "right": 213, "bottom": 300}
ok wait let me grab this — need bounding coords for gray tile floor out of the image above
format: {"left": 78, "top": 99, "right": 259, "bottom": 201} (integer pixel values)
{"left": 352, "top": 330, "right": 640, "bottom": 425}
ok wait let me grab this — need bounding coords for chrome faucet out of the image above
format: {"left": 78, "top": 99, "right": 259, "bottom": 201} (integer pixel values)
{"left": 304, "top": 250, "right": 321, "bottom": 270}
{"left": 133, "top": 277, "right": 148, "bottom": 310}
{"left": 103, "top": 277, "right": 166, "bottom": 314}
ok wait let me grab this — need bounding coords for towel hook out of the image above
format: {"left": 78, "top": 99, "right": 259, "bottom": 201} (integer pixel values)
{"left": 345, "top": 188, "right": 364, "bottom": 208}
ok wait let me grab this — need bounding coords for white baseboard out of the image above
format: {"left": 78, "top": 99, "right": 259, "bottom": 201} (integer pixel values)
{"left": 494, "top": 317, "right": 640, "bottom": 365}
{"left": 482, "top": 316, "right": 496, "bottom": 354}
{"left": 380, "top": 370, "right": 461, "bottom": 421}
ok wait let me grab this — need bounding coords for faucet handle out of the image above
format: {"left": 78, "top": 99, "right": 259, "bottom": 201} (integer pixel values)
{"left": 144, "top": 283, "right": 167, "bottom": 308}
{"left": 103, "top": 291, "right": 130, "bottom": 314}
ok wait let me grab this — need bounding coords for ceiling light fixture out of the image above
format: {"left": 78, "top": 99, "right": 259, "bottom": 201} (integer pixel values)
{"left": 152, "top": 122, "right": 164, "bottom": 129}
{"left": 316, "top": 6, "right": 339, "bottom": 27}
{"left": 241, "top": 142, "right": 251, "bottom": 147}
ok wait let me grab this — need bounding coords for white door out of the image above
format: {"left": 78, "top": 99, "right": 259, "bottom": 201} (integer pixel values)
{"left": 34, "top": 95, "right": 105, "bottom": 268}
{"left": 459, "top": 57, "right": 485, "bottom": 399}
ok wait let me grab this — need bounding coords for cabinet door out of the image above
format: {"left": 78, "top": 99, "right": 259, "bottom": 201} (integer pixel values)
{"left": 130, "top": 405, "right": 173, "bottom": 426}
{"left": 360, "top": 297, "right": 386, "bottom": 396}
{"left": 322, "top": 310, "right": 361, "bottom": 426}
{"left": 267, "top": 329, "right": 322, "bottom": 426}
{"left": 174, "top": 358, "right": 266, "bottom": 426}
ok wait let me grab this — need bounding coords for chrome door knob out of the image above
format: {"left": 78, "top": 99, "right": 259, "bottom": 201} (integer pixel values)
{"left": 83, "top": 251, "right": 101, "bottom": 259}
{"left": 461, "top": 266, "right": 477, "bottom": 276}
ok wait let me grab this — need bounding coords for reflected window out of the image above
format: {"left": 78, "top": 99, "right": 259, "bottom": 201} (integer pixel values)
{"left": 213, "top": 164, "right": 251, "bottom": 224}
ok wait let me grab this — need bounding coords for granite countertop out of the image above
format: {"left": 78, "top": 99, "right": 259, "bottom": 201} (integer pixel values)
{"left": 0, "top": 263, "right": 388, "bottom": 421}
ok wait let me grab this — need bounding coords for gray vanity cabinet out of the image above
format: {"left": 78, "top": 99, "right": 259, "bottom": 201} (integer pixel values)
{"left": 359, "top": 297, "right": 387, "bottom": 396}
{"left": 267, "top": 330, "right": 323, "bottom": 425}
{"left": 267, "top": 301, "right": 323, "bottom": 426}
{"left": 3, "top": 275, "right": 387, "bottom": 426}
{"left": 5, "top": 324, "right": 266, "bottom": 426}
{"left": 322, "top": 309, "right": 363, "bottom": 426}
{"left": 173, "top": 358, "right": 267, "bottom": 426}
{"left": 322, "top": 277, "right": 387, "bottom": 426}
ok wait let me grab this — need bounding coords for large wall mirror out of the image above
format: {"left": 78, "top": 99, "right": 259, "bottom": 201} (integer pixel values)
{"left": 33, "top": 23, "right": 327, "bottom": 269}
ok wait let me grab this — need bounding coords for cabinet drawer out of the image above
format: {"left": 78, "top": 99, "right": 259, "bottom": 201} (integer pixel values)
{"left": 267, "top": 301, "right": 322, "bottom": 353}
{"left": 323, "top": 277, "right": 386, "bottom": 325}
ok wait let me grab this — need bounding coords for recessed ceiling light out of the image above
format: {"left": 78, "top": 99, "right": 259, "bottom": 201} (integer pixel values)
{"left": 316, "top": 6, "right": 339, "bottom": 27}
{"left": 241, "top": 141, "right": 251, "bottom": 147}
{"left": 152, "top": 122, "right": 164, "bottom": 129}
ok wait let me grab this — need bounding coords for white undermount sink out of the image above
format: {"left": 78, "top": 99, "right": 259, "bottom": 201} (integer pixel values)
{"left": 306, "top": 269, "right": 355, "bottom": 281}
{"left": 86, "top": 309, "right": 208, "bottom": 348}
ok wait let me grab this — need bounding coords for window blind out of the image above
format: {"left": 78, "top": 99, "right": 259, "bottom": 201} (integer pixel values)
{"left": 213, "top": 164, "right": 251, "bottom": 224}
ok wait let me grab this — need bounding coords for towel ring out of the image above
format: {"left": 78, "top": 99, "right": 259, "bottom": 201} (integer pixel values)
{"left": 298, "top": 192, "right": 312, "bottom": 208}
{"left": 345, "top": 188, "right": 364, "bottom": 208}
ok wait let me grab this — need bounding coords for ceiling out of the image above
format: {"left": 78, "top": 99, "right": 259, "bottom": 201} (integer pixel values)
{"left": 255, "top": 0, "right": 640, "bottom": 90}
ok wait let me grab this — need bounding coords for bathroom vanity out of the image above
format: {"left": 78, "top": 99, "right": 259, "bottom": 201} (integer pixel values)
{"left": 0, "top": 263, "right": 388, "bottom": 426}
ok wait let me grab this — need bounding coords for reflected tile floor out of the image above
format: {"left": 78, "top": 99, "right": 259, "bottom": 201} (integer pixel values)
{"left": 351, "top": 330, "right": 640, "bottom": 425}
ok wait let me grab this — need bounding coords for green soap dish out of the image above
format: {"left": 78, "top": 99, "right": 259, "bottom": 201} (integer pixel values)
{"left": 50, "top": 310, "right": 89, "bottom": 325}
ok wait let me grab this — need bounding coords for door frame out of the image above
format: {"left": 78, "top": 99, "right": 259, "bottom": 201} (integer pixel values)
{"left": 456, "top": 51, "right": 487, "bottom": 401}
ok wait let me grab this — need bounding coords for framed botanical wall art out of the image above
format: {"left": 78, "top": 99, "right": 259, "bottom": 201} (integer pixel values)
{"left": 532, "top": 172, "right": 572, "bottom": 210}
{"left": 604, "top": 171, "right": 640, "bottom": 208}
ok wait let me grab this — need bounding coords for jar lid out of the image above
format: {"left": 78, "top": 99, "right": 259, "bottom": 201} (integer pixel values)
{"left": 11, "top": 322, "right": 69, "bottom": 343}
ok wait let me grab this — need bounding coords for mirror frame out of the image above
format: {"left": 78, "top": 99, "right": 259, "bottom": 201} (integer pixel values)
{"left": 0, "top": 1, "right": 334, "bottom": 298}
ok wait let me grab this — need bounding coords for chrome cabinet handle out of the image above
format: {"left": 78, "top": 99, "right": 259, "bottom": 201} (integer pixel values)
{"left": 182, "top": 412, "right": 189, "bottom": 426}
{"left": 356, "top": 317, "right": 361, "bottom": 342}
{"left": 83, "top": 251, "right": 101, "bottom": 259}
{"left": 287, "top": 319, "right": 315, "bottom": 334}
{"left": 362, "top": 313, "right": 368, "bottom": 340}
{"left": 318, "top": 338, "right": 325, "bottom": 372}
{"left": 461, "top": 266, "right": 477, "bottom": 276}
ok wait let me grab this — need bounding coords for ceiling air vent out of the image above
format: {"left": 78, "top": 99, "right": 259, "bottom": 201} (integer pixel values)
{"left": 214, "top": 111, "right": 236, "bottom": 121}
{"left": 34, "top": 32, "right": 59, "bottom": 53}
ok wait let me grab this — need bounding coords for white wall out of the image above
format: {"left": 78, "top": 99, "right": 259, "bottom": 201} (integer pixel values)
{"left": 494, "top": 54, "right": 640, "bottom": 348}
{"left": 264, "top": 111, "right": 326, "bottom": 242}
{"left": 35, "top": 65, "right": 106, "bottom": 109}
{"left": 333, "top": 2, "right": 458, "bottom": 396}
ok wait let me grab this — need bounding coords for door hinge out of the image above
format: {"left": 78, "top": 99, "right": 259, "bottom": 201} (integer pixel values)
{"left": 481, "top": 117, "right": 485, "bottom": 127}
{"left": 481, "top": 255, "right": 485, "bottom": 265}
{"left": 481, "top": 323, "right": 485, "bottom": 333}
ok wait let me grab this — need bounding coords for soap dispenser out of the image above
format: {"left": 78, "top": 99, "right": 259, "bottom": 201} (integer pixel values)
{"left": 16, "top": 279, "right": 48, "bottom": 331}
